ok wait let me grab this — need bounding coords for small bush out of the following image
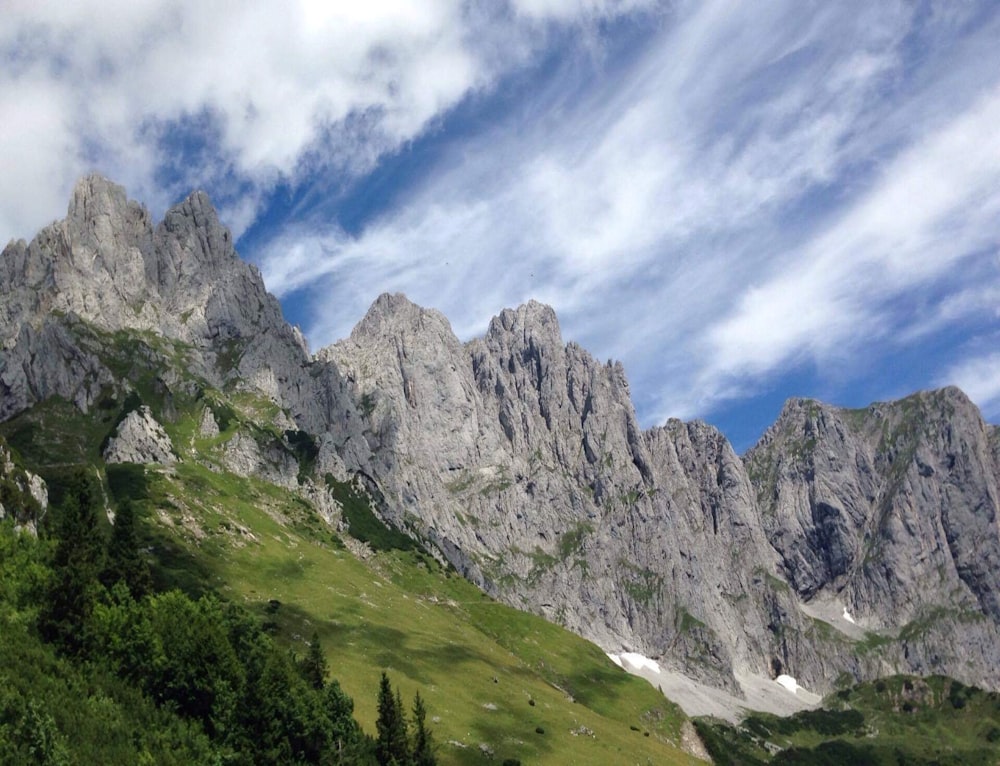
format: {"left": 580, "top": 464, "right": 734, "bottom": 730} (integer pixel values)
{"left": 535, "top": 727, "right": 544, "bottom": 735}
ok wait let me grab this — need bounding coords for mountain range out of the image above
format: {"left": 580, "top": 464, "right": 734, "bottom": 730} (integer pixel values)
{"left": 4, "top": 174, "right": 999, "bottom": 719}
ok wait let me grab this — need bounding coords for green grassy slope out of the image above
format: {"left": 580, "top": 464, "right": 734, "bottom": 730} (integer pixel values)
{"left": 185, "top": 476, "right": 696, "bottom": 765}
{"left": 0, "top": 351, "right": 699, "bottom": 765}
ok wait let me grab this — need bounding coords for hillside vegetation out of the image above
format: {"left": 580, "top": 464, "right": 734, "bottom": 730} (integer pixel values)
{"left": 695, "top": 676, "right": 1000, "bottom": 765}
{"left": 0, "top": 363, "right": 698, "bottom": 766}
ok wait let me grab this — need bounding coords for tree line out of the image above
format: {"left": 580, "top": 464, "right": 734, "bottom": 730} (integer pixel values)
{"left": 1, "top": 469, "right": 437, "bottom": 765}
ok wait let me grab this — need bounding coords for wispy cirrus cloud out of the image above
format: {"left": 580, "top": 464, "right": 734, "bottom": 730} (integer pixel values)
{"left": 0, "top": 0, "right": 652, "bottom": 243}
{"left": 257, "top": 0, "right": 1000, "bottom": 438}
{"left": 700, "top": 83, "right": 1000, "bottom": 407}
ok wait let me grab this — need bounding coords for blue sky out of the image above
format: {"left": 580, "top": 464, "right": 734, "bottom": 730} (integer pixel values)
{"left": 3, "top": 1, "right": 1000, "bottom": 451}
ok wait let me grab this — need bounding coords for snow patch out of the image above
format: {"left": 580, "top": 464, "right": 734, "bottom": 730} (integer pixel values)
{"left": 608, "top": 656, "right": 823, "bottom": 721}
{"left": 619, "top": 652, "right": 661, "bottom": 674}
{"left": 776, "top": 674, "right": 810, "bottom": 694}
{"left": 843, "top": 607, "right": 856, "bottom": 624}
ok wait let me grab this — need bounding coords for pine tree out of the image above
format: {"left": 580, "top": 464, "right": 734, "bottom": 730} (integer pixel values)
{"left": 39, "top": 470, "right": 105, "bottom": 654}
{"left": 299, "top": 630, "right": 328, "bottom": 690}
{"left": 375, "top": 672, "right": 410, "bottom": 765}
{"left": 325, "top": 679, "right": 365, "bottom": 761}
{"left": 102, "top": 500, "right": 151, "bottom": 599}
{"left": 411, "top": 691, "right": 436, "bottom": 766}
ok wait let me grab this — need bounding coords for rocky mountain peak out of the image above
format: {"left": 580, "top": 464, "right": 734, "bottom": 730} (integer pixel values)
{"left": 1, "top": 174, "right": 155, "bottom": 345}
{"left": 154, "top": 188, "right": 235, "bottom": 285}
{"left": 0, "top": 176, "right": 329, "bottom": 426}
{"left": 346, "top": 292, "right": 455, "bottom": 345}
{"left": 67, "top": 173, "right": 140, "bottom": 227}
{"left": 486, "top": 299, "right": 562, "bottom": 349}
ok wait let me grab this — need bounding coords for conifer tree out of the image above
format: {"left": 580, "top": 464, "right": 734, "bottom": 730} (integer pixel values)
{"left": 325, "top": 678, "right": 365, "bottom": 761}
{"left": 375, "top": 671, "right": 410, "bottom": 765}
{"left": 411, "top": 690, "right": 436, "bottom": 766}
{"left": 102, "top": 500, "right": 151, "bottom": 599}
{"left": 39, "top": 470, "right": 105, "bottom": 654}
{"left": 299, "top": 630, "right": 328, "bottom": 690}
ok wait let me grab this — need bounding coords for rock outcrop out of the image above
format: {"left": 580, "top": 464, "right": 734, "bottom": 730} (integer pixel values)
{"left": 221, "top": 430, "right": 299, "bottom": 489}
{"left": 103, "top": 406, "right": 176, "bottom": 465}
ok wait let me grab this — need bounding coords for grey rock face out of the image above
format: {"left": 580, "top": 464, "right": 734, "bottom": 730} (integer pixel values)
{"left": 1, "top": 176, "right": 155, "bottom": 343}
{"left": 0, "top": 316, "right": 118, "bottom": 421}
{"left": 0, "top": 174, "right": 366, "bottom": 455}
{"left": 744, "top": 388, "right": 1000, "bottom": 690}
{"left": 5, "top": 175, "right": 1000, "bottom": 708}
{"left": 0, "top": 174, "right": 272, "bottom": 351}
{"left": 747, "top": 388, "right": 1000, "bottom": 624}
{"left": 221, "top": 430, "right": 298, "bottom": 489}
{"left": 199, "top": 407, "right": 221, "bottom": 438}
{"left": 327, "top": 295, "right": 785, "bottom": 689}
{"left": 104, "top": 406, "right": 176, "bottom": 465}
{"left": 329, "top": 292, "right": 1000, "bottom": 698}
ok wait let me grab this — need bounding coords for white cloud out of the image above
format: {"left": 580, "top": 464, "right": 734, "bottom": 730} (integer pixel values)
{"left": 258, "top": 0, "right": 1000, "bottom": 428}
{"left": 0, "top": 71, "right": 80, "bottom": 242}
{"left": 939, "top": 353, "right": 1000, "bottom": 418}
{"left": 900, "top": 277, "right": 1000, "bottom": 343}
{"left": 4, "top": 0, "right": 999, "bottom": 433}
{"left": 701, "top": 84, "right": 1000, "bottom": 394}
{"left": 0, "top": 0, "right": 642, "bottom": 243}
{"left": 512, "top": 0, "right": 654, "bottom": 22}
{"left": 259, "top": 1, "right": 997, "bottom": 419}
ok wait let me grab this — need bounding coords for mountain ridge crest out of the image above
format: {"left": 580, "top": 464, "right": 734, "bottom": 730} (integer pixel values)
{"left": 4, "top": 175, "right": 1000, "bottom": 719}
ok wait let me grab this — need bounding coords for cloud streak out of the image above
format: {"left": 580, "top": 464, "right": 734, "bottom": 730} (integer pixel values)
{"left": 703, "top": 84, "right": 1000, "bottom": 395}
{"left": 256, "top": 0, "right": 1000, "bottom": 435}
{"left": 0, "top": 0, "right": 649, "bottom": 241}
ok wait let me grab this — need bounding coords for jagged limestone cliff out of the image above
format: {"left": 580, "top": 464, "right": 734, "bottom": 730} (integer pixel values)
{"left": 326, "top": 292, "right": 1000, "bottom": 697}
{"left": 3, "top": 175, "right": 999, "bottom": 711}
{"left": 0, "top": 174, "right": 369, "bottom": 474}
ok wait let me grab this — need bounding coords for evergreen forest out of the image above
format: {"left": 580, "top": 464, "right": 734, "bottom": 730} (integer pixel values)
{"left": 0, "top": 469, "right": 436, "bottom": 765}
